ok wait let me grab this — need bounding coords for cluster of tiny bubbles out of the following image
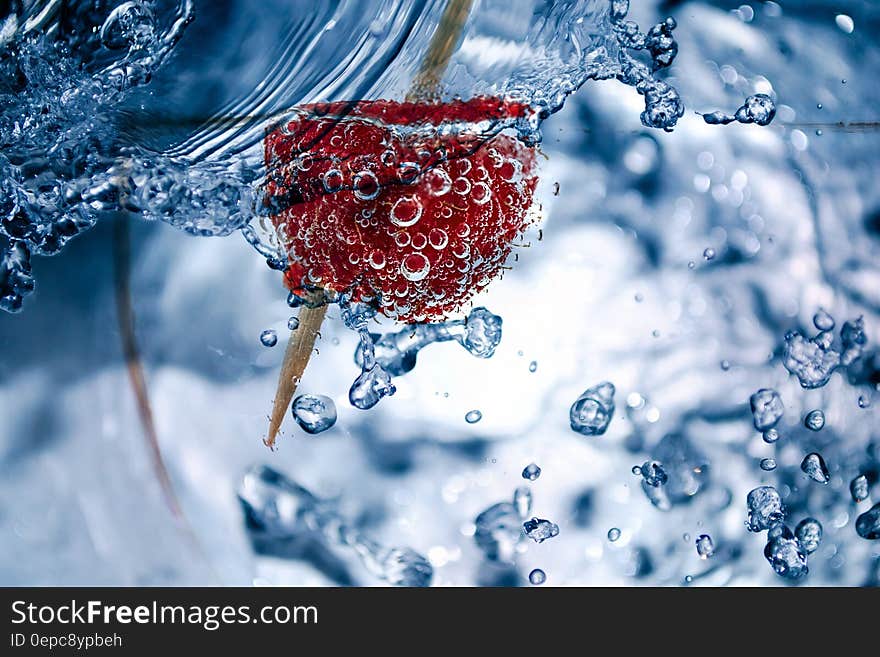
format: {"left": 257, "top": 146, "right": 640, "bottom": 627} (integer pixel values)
{"left": 695, "top": 534, "right": 715, "bottom": 559}
{"left": 352, "top": 307, "right": 503, "bottom": 380}
{"left": 850, "top": 475, "right": 869, "bottom": 503}
{"left": 523, "top": 517, "right": 559, "bottom": 543}
{"left": 699, "top": 93, "right": 777, "bottom": 127}
{"left": 465, "top": 409, "right": 483, "bottom": 424}
{"left": 291, "top": 394, "right": 337, "bottom": 435}
{"left": 800, "top": 452, "right": 830, "bottom": 484}
{"left": 522, "top": 463, "right": 541, "bottom": 482}
{"left": 259, "top": 329, "right": 278, "bottom": 347}
{"left": 856, "top": 503, "right": 880, "bottom": 540}
{"left": 607, "top": 527, "right": 621, "bottom": 543}
{"left": 760, "top": 458, "right": 777, "bottom": 472}
{"left": 749, "top": 388, "right": 784, "bottom": 431}
{"left": 237, "top": 465, "right": 432, "bottom": 586}
{"left": 528, "top": 568, "right": 546, "bottom": 585}
{"left": 569, "top": 381, "right": 616, "bottom": 436}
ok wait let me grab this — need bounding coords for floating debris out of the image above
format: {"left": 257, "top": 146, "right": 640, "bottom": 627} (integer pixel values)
{"left": 260, "top": 329, "right": 278, "bottom": 347}
{"left": 749, "top": 388, "right": 784, "bottom": 431}
{"left": 522, "top": 463, "right": 541, "bottom": 481}
{"left": 782, "top": 331, "right": 840, "bottom": 389}
{"left": 695, "top": 534, "right": 715, "bottom": 559}
{"left": 804, "top": 409, "right": 826, "bottom": 431}
{"left": 474, "top": 502, "right": 523, "bottom": 562}
{"left": 760, "top": 458, "right": 777, "bottom": 472}
{"left": 794, "top": 518, "right": 823, "bottom": 554}
{"left": 528, "top": 568, "right": 546, "bottom": 585}
{"left": 569, "top": 382, "right": 616, "bottom": 436}
{"left": 855, "top": 503, "right": 880, "bottom": 540}
{"left": 747, "top": 486, "right": 786, "bottom": 532}
{"left": 607, "top": 527, "right": 621, "bottom": 542}
{"left": 801, "top": 453, "right": 830, "bottom": 484}
{"left": 465, "top": 410, "right": 483, "bottom": 424}
{"left": 523, "top": 517, "right": 560, "bottom": 543}
{"left": 850, "top": 475, "right": 870, "bottom": 503}
{"left": 764, "top": 524, "right": 809, "bottom": 580}
{"left": 291, "top": 394, "right": 337, "bottom": 434}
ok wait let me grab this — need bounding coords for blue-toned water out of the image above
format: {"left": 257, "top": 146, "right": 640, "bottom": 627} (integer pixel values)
{"left": 0, "top": 0, "right": 878, "bottom": 586}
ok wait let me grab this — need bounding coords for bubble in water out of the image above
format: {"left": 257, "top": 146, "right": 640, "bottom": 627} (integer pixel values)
{"left": 850, "top": 475, "right": 870, "bottom": 503}
{"left": 764, "top": 524, "right": 809, "bottom": 580}
{"left": 858, "top": 395, "right": 871, "bottom": 409}
{"left": 513, "top": 487, "right": 533, "bottom": 519}
{"left": 801, "top": 452, "right": 830, "bottom": 484}
{"left": 528, "top": 568, "right": 546, "bottom": 585}
{"left": 400, "top": 252, "right": 431, "bottom": 282}
{"left": 813, "top": 309, "right": 835, "bottom": 331}
{"left": 695, "top": 534, "right": 715, "bottom": 559}
{"left": 465, "top": 410, "right": 483, "bottom": 424}
{"left": 783, "top": 331, "right": 841, "bottom": 389}
{"left": 607, "top": 527, "right": 621, "bottom": 542}
{"left": 703, "top": 247, "right": 716, "bottom": 261}
{"left": 260, "top": 329, "right": 278, "bottom": 347}
{"left": 291, "top": 394, "right": 337, "bottom": 435}
{"left": 804, "top": 409, "right": 826, "bottom": 431}
{"left": 855, "top": 503, "right": 880, "bottom": 540}
{"left": 637, "top": 461, "right": 668, "bottom": 487}
{"left": 524, "top": 517, "right": 560, "bottom": 543}
{"left": 570, "top": 382, "right": 616, "bottom": 436}
{"left": 747, "top": 486, "right": 786, "bottom": 532}
{"left": 522, "top": 463, "right": 541, "bottom": 481}
{"left": 474, "top": 502, "right": 522, "bottom": 562}
{"left": 795, "top": 518, "right": 823, "bottom": 554}
{"left": 760, "top": 458, "right": 777, "bottom": 472}
{"left": 750, "top": 388, "right": 784, "bottom": 431}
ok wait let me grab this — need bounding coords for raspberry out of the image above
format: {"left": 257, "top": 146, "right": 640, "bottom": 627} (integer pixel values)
{"left": 263, "top": 97, "right": 539, "bottom": 322}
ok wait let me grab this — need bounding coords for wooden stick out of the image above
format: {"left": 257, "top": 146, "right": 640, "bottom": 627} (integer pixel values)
{"left": 264, "top": 0, "right": 474, "bottom": 448}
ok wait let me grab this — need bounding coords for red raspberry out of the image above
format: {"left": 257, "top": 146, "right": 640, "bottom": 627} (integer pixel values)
{"left": 263, "top": 97, "right": 539, "bottom": 322}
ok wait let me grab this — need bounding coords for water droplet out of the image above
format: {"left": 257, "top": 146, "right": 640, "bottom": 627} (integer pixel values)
{"left": 760, "top": 458, "right": 777, "bottom": 471}
{"left": 465, "top": 409, "right": 483, "bottom": 424}
{"left": 804, "top": 409, "right": 825, "bottom": 431}
{"left": 569, "top": 381, "right": 616, "bottom": 436}
{"left": 795, "top": 518, "right": 823, "bottom": 554}
{"left": 855, "top": 502, "right": 880, "bottom": 540}
{"left": 695, "top": 534, "right": 715, "bottom": 559}
{"left": 750, "top": 388, "right": 784, "bottom": 431}
{"left": 607, "top": 527, "right": 621, "bottom": 542}
{"left": 858, "top": 395, "right": 871, "bottom": 409}
{"left": 800, "top": 452, "right": 830, "bottom": 484}
{"left": 260, "top": 329, "right": 278, "bottom": 347}
{"left": 522, "top": 463, "right": 541, "bottom": 481}
{"left": 524, "top": 517, "right": 559, "bottom": 543}
{"left": 528, "top": 568, "right": 546, "bottom": 585}
{"left": 762, "top": 428, "right": 780, "bottom": 444}
{"left": 764, "top": 524, "right": 809, "bottom": 580}
{"left": 528, "top": 360, "right": 537, "bottom": 373}
{"left": 513, "top": 486, "right": 532, "bottom": 519}
{"left": 291, "top": 394, "right": 337, "bottom": 434}
{"left": 835, "top": 14, "right": 855, "bottom": 34}
{"left": 850, "top": 475, "right": 870, "bottom": 503}
{"left": 782, "top": 331, "right": 840, "bottom": 389}
{"left": 747, "top": 486, "right": 786, "bottom": 532}
{"left": 474, "top": 502, "right": 522, "bottom": 561}
{"left": 813, "top": 309, "right": 835, "bottom": 331}
{"left": 637, "top": 460, "right": 668, "bottom": 487}
{"left": 703, "top": 247, "right": 716, "bottom": 260}
{"left": 287, "top": 316, "right": 300, "bottom": 331}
